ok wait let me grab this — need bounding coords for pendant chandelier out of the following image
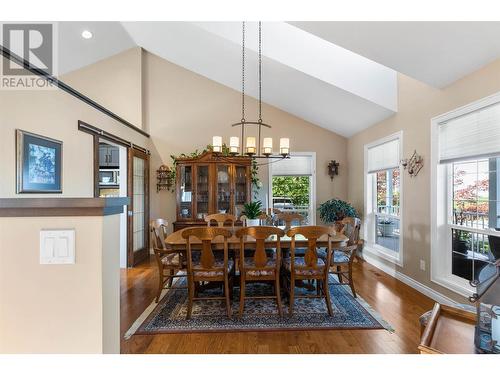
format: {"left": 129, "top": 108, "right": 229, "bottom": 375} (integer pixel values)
{"left": 211, "top": 21, "right": 290, "bottom": 161}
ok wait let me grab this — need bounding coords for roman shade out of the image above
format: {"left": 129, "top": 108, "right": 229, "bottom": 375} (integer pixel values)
{"left": 366, "top": 138, "right": 400, "bottom": 173}
{"left": 439, "top": 102, "right": 500, "bottom": 163}
{"left": 270, "top": 154, "right": 314, "bottom": 176}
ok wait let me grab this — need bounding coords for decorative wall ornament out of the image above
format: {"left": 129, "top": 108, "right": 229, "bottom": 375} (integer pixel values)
{"left": 400, "top": 150, "right": 423, "bottom": 177}
{"left": 156, "top": 164, "right": 175, "bottom": 192}
{"left": 327, "top": 160, "right": 339, "bottom": 180}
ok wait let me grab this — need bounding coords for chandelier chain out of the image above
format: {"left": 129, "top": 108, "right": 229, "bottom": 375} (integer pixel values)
{"left": 241, "top": 21, "right": 245, "bottom": 123}
{"left": 258, "top": 21, "right": 262, "bottom": 123}
{"left": 215, "top": 21, "right": 290, "bottom": 163}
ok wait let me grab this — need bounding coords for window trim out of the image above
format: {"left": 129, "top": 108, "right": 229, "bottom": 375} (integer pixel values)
{"left": 363, "top": 131, "right": 404, "bottom": 267}
{"left": 431, "top": 90, "right": 500, "bottom": 297}
{"left": 268, "top": 151, "right": 316, "bottom": 225}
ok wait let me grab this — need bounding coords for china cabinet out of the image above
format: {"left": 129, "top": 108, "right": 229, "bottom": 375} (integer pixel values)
{"left": 173, "top": 151, "right": 252, "bottom": 231}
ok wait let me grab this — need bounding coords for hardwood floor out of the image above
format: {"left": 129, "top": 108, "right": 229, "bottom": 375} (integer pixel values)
{"left": 120, "top": 256, "right": 434, "bottom": 354}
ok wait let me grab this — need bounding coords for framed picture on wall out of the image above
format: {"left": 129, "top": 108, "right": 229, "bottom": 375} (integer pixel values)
{"left": 16, "top": 129, "right": 62, "bottom": 193}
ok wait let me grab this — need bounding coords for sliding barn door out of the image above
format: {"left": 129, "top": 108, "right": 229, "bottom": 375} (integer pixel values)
{"left": 127, "top": 148, "right": 150, "bottom": 267}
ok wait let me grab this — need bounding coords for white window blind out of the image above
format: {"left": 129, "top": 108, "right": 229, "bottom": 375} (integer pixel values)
{"left": 270, "top": 155, "right": 313, "bottom": 176}
{"left": 439, "top": 102, "right": 500, "bottom": 163}
{"left": 367, "top": 138, "right": 400, "bottom": 173}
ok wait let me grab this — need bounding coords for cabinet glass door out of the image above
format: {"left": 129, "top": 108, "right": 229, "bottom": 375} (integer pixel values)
{"left": 179, "top": 165, "right": 193, "bottom": 219}
{"left": 234, "top": 165, "right": 248, "bottom": 218}
{"left": 216, "top": 164, "right": 231, "bottom": 214}
{"left": 196, "top": 165, "right": 210, "bottom": 220}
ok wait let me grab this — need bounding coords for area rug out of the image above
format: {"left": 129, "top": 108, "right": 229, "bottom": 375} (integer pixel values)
{"left": 125, "top": 275, "right": 393, "bottom": 338}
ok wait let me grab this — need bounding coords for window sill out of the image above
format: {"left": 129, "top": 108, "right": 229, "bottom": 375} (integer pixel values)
{"left": 430, "top": 272, "right": 474, "bottom": 298}
{"left": 363, "top": 243, "right": 403, "bottom": 267}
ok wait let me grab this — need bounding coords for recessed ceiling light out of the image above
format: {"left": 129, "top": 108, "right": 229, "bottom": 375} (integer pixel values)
{"left": 81, "top": 30, "right": 93, "bottom": 39}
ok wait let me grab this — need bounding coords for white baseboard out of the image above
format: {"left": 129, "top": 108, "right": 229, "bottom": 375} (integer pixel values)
{"left": 361, "top": 251, "right": 459, "bottom": 307}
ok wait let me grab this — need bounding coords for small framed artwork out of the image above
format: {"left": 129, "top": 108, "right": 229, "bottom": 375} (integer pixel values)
{"left": 16, "top": 129, "right": 62, "bottom": 193}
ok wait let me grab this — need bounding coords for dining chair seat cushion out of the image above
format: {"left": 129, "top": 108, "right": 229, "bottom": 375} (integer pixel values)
{"left": 284, "top": 257, "right": 326, "bottom": 276}
{"left": 243, "top": 258, "right": 276, "bottom": 277}
{"left": 161, "top": 253, "right": 181, "bottom": 267}
{"left": 317, "top": 249, "right": 350, "bottom": 264}
{"left": 192, "top": 259, "right": 234, "bottom": 277}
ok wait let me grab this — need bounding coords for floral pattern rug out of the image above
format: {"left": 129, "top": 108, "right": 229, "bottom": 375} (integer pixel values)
{"left": 125, "top": 275, "right": 393, "bottom": 337}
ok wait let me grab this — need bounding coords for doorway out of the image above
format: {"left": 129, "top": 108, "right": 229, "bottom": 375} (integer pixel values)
{"left": 93, "top": 136, "right": 150, "bottom": 268}
{"left": 268, "top": 152, "right": 316, "bottom": 225}
{"left": 96, "top": 139, "right": 128, "bottom": 268}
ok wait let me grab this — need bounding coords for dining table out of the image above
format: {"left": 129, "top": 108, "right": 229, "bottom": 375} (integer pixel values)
{"left": 163, "top": 225, "right": 349, "bottom": 292}
{"left": 164, "top": 225, "right": 349, "bottom": 250}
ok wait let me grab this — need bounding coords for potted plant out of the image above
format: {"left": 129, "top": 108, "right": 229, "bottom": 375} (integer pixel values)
{"left": 242, "top": 201, "right": 263, "bottom": 226}
{"left": 318, "top": 199, "right": 359, "bottom": 230}
{"left": 378, "top": 219, "right": 395, "bottom": 237}
{"left": 453, "top": 230, "right": 471, "bottom": 254}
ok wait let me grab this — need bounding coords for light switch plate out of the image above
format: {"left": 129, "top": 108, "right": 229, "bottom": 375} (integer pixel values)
{"left": 40, "top": 229, "right": 75, "bottom": 264}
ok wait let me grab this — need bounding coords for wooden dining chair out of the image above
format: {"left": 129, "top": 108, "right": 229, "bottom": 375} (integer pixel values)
{"left": 276, "top": 212, "right": 305, "bottom": 231}
{"left": 284, "top": 226, "right": 335, "bottom": 317}
{"left": 235, "top": 226, "right": 285, "bottom": 317}
{"left": 321, "top": 217, "right": 361, "bottom": 298}
{"left": 182, "top": 227, "right": 235, "bottom": 319}
{"left": 276, "top": 212, "right": 307, "bottom": 257}
{"left": 205, "top": 213, "right": 237, "bottom": 228}
{"left": 150, "top": 219, "right": 187, "bottom": 303}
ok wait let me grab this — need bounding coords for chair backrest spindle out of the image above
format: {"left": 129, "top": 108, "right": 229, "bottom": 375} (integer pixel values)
{"left": 181, "top": 227, "right": 233, "bottom": 272}
{"left": 286, "top": 226, "right": 335, "bottom": 271}
{"left": 235, "top": 226, "right": 285, "bottom": 267}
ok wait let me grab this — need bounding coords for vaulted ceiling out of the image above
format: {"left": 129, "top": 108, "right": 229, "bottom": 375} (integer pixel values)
{"left": 50, "top": 22, "right": 500, "bottom": 137}
{"left": 290, "top": 22, "right": 500, "bottom": 88}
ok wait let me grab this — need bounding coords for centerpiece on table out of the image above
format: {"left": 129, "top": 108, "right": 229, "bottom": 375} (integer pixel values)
{"left": 242, "top": 201, "right": 263, "bottom": 226}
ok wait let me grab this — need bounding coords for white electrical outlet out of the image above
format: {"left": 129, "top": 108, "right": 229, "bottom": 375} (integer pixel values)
{"left": 420, "top": 259, "right": 426, "bottom": 271}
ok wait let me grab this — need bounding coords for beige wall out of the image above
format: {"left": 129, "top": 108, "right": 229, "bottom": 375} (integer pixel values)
{"left": 101, "top": 214, "right": 121, "bottom": 353}
{"left": 143, "top": 51, "right": 348, "bottom": 225}
{"left": 347, "top": 59, "right": 500, "bottom": 303}
{"left": 62, "top": 48, "right": 144, "bottom": 129}
{"left": 0, "top": 215, "right": 120, "bottom": 353}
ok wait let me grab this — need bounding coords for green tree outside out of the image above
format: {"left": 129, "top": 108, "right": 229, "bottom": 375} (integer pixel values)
{"left": 271, "top": 176, "right": 310, "bottom": 206}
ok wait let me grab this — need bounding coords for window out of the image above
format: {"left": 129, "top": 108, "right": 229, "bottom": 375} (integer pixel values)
{"left": 269, "top": 152, "right": 316, "bottom": 225}
{"left": 364, "top": 132, "right": 403, "bottom": 265}
{"left": 449, "top": 158, "right": 498, "bottom": 282}
{"left": 432, "top": 93, "right": 500, "bottom": 296}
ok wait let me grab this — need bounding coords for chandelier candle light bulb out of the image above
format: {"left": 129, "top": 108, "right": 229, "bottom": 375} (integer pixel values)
{"left": 246, "top": 137, "right": 256, "bottom": 155}
{"left": 280, "top": 138, "right": 290, "bottom": 156}
{"left": 262, "top": 138, "right": 273, "bottom": 156}
{"left": 229, "top": 137, "right": 240, "bottom": 155}
{"left": 212, "top": 136, "right": 223, "bottom": 154}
